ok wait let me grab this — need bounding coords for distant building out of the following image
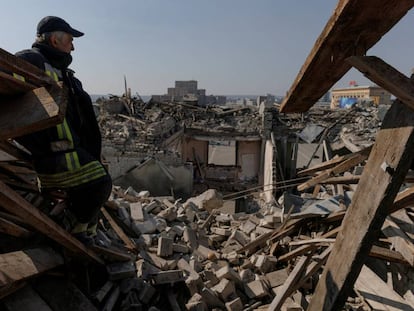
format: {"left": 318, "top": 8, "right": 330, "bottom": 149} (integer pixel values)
{"left": 152, "top": 80, "right": 226, "bottom": 106}
{"left": 330, "top": 83, "right": 391, "bottom": 109}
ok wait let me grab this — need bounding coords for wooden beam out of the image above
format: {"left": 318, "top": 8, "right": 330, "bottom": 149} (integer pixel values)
{"left": 347, "top": 55, "right": 414, "bottom": 110}
{"left": 0, "top": 247, "right": 63, "bottom": 287}
{"left": 0, "top": 181, "right": 104, "bottom": 265}
{"left": 279, "top": 0, "right": 414, "bottom": 113}
{"left": 355, "top": 265, "right": 414, "bottom": 311}
{"left": 0, "top": 216, "right": 32, "bottom": 238}
{"left": 297, "top": 151, "right": 368, "bottom": 191}
{"left": 268, "top": 255, "right": 312, "bottom": 311}
{"left": 0, "top": 47, "right": 54, "bottom": 88}
{"left": 307, "top": 100, "right": 414, "bottom": 310}
{"left": 100, "top": 207, "right": 138, "bottom": 253}
{"left": 0, "top": 84, "right": 67, "bottom": 140}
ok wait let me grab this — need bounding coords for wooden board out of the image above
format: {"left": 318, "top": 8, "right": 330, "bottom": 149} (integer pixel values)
{"left": 0, "top": 71, "right": 36, "bottom": 95}
{"left": 0, "top": 181, "right": 104, "bottom": 265}
{"left": 0, "top": 47, "right": 54, "bottom": 88}
{"left": 308, "top": 100, "right": 414, "bottom": 310}
{"left": 0, "top": 247, "right": 63, "bottom": 287}
{"left": 279, "top": 0, "right": 414, "bottom": 113}
{"left": 0, "top": 84, "right": 67, "bottom": 139}
{"left": 355, "top": 265, "right": 414, "bottom": 311}
{"left": 347, "top": 55, "right": 414, "bottom": 110}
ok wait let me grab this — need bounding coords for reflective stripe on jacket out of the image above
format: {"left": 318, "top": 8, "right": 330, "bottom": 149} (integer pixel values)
{"left": 15, "top": 47, "right": 108, "bottom": 189}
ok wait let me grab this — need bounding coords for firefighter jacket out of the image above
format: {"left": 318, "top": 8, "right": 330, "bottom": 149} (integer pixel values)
{"left": 15, "top": 42, "right": 108, "bottom": 189}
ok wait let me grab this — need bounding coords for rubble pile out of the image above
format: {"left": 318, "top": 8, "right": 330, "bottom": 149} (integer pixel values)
{"left": 97, "top": 95, "right": 263, "bottom": 155}
{"left": 273, "top": 103, "right": 387, "bottom": 152}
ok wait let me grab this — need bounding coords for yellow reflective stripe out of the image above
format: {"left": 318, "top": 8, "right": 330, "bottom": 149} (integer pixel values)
{"left": 64, "top": 151, "right": 81, "bottom": 171}
{"left": 56, "top": 123, "right": 64, "bottom": 139}
{"left": 13, "top": 73, "right": 25, "bottom": 81}
{"left": 72, "top": 151, "right": 80, "bottom": 169}
{"left": 38, "top": 161, "right": 107, "bottom": 188}
{"left": 45, "top": 70, "right": 59, "bottom": 81}
{"left": 62, "top": 119, "right": 74, "bottom": 149}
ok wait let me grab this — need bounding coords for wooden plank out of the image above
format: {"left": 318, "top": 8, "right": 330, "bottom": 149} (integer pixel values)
{"left": 279, "top": 0, "right": 414, "bottom": 113}
{"left": 0, "top": 216, "right": 32, "bottom": 238}
{"left": 0, "top": 181, "right": 104, "bottom": 265}
{"left": 307, "top": 100, "right": 414, "bottom": 310}
{"left": 355, "top": 265, "right": 414, "bottom": 311}
{"left": 0, "top": 247, "right": 63, "bottom": 287}
{"left": 297, "top": 151, "right": 368, "bottom": 191}
{"left": 389, "top": 185, "right": 414, "bottom": 214}
{"left": 0, "top": 72, "right": 36, "bottom": 95}
{"left": 0, "top": 140, "right": 31, "bottom": 162}
{"left": 100, "top": 207, "right": 138, "bottom": 253}
{"left": 347, "top": 55, "right": 414, "bottom": 110}
{"left": 0, "top": 84, "right": 67, "bottom": 140}
{"left": 382, "top": 218, "right": 414, "bottom": 266}
{"left": 0, "top": 47, "right": 54, "bottom": 88}
{"left": 268, "top": 255, "right": 312, "bottom": 311}
{"left": 369, "top": 244, "right": 408, "bottom": 264}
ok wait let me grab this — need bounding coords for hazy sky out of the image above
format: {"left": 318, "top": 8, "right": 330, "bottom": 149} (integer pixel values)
{"left": 2, "top": 1, "right": 414, "bottom": 96}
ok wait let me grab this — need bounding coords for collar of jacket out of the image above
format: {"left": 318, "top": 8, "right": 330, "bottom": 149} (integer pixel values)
{"left": 32, "top": 42, "right": 73, "bottom": 69}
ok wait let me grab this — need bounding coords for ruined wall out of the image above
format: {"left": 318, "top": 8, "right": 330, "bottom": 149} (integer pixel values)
{"left": 237, "top": 140, "right": 261, "bottom": 181}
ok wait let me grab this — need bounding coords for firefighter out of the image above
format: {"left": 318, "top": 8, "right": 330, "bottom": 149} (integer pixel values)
{"left": 15, "top": 16, "right": 112, "bottom": 245}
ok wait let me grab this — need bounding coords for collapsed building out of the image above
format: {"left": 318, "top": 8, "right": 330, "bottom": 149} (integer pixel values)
{"left": 0, "top": 0, "right": 414, "bottom": 310}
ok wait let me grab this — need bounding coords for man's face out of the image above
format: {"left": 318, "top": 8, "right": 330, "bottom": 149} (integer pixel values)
{"left": 52, "top": 32, "right": 74, "bottom": 53}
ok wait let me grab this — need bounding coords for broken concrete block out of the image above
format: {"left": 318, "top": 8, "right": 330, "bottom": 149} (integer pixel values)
{"left": 240, "top": 219, "right": 256, "bottom": 235}
{"left": 211, "top": 278, "right": 236, "bottom": 302}
{"left": 200, "top": 287, "right": 226, "bottom": 309}
{"left": 157, "top": 236, "right": 173, "bottom": 257}
{"left": 239, "top": 269, "right": 255, "bottom": 283}
{"left": 171, "top": 225, "right": 185, "bottom": 236}
{"left": 221, "top": 251, "right": 240, "bottom": 265}
{"left": 138, "top": 282, "right": 156, "bottom": 304}
{"left": 186, "top": 293, "right": 208, "bottom": 311}
{"left": 150, "top": 270, "right": 184, "bottom": 285}
{"left": 173, "top": 243, "right": 189, "bottom": 254}
{"left": 183, "top": 226, "right": 198, "bottom": 250}
{"left": 195, "top": 244, "right": 219, "bottom": 261}
{"left": 210, "top": 227, "right": 231, "bottom": 236}
{"left": 215, "top": 266, "right": 241, "bottom": 285}
{"left": 225, "top": 297, "right": 244, "bottom": 311}
{"left": 158, "top": 206, "right": 177, "bottom": 222}
{"left": 244, "top": 279, "right": 269, "bottom": 299}
{"left": 201, "top": 270, "right": 219, "bottom": 287}
{"left": 265, "top": 268, "right": 289, "bottom": 288}
{"left": 133, "top": 216, "right": 157, "bottom": 234}
{"left": 154, "top": 217, "right": 167, "bottom": 232}
{"left": 107, "top": 261, "right": 136, "bottom": 281}
{"left": 254, "top": 255, "right": 277, "bottom": 273}
{"left": 184, "top": 189, "right": 223, "bottom": 213}
{"left": 130, "top": 201, "right": 145, "bottom": 222}
{"left": 143, "top": 201, "right": 159, "bottom": 213}
{"left": 138, "top": 190, "right": 150, "bottom": 198}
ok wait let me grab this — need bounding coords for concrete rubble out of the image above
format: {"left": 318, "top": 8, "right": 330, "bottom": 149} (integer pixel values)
{"left": 1, "top": 91, "right": 414, "bottom": 310}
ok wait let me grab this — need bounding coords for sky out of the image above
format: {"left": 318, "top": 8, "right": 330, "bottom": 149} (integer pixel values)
{"left": 2, "top": 1, "right": 414, "bottom": 97}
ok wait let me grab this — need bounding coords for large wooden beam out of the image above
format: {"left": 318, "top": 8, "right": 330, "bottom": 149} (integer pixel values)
{"left": 0, "top": 181, "right": 104, "bottom": 265}
{"left": 279, "top": 0, "right": 414, "bottom": 113}
{"left": 0, "top": 84, "right": 67, "bottom": 140}
{"left": 307, "top": 100, "right": 414, "bottom": 310}
{"left": 0, "top": 47, "right": 54, "bottom": 88}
